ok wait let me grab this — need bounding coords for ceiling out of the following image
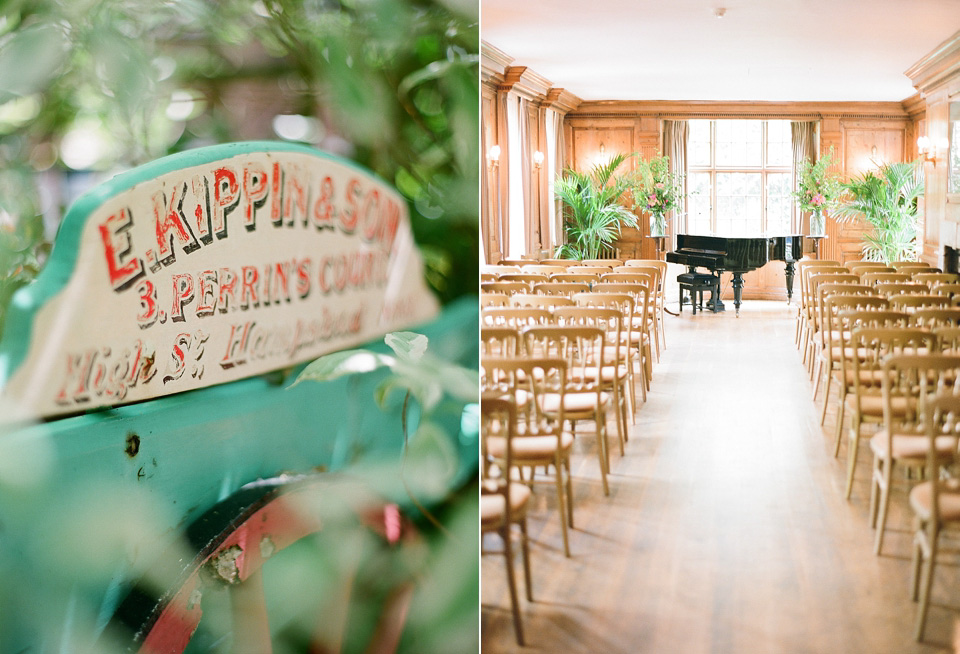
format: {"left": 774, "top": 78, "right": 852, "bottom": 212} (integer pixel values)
{"left": 481, "top": 0, "right": 960, "bottom": 103}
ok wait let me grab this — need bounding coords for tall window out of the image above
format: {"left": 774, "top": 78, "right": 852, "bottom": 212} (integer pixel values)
{"left": 687, "top": 119, "right": 793, "bottom": 236}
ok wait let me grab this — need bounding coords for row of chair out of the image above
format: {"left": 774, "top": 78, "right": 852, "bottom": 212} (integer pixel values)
{"left": 796, "top": 258, "right": 960, "bottom": 641}
{"left": 479, "top": 278, "right": 668, "bottom": 645}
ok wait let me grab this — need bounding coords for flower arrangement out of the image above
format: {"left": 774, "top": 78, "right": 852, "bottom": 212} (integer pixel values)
{"left": 794, "top": 147, "right": 842, "bottom": 236}
{"left": 630, "top": 154, "right": 683, "bottom": 237}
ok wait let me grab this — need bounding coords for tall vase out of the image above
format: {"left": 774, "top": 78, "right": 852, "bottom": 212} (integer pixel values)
{"left": 810, "top": 209, "right": 826, "bottom": 237}
{"left": 650, "top": 212, "right": 667, "bottom": 238}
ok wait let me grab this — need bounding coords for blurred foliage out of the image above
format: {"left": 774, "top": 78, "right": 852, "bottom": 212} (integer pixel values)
{"left": 0, "top": 0, "right": 478, "bottom": 337}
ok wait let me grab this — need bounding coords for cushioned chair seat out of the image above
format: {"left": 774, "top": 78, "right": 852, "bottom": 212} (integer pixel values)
{"left": 480, "top": 483, "right": 532, "bottom": 526}
{"left": 870, "top": 431, "right": 958, "bottom": 460}
{"left": 485, "top": 432, "right": 574, "bottom": 460}
{"left": 910, "top": 478, "right": 960, "bottom": 522}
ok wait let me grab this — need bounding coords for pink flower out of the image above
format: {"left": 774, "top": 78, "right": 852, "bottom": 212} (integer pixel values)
{"left": 647, "top": 193, "right": 659, "bottom": 206}
{"left": 811, "top": 193, "right": 824, "bottom": 206}
{"left": 655, "top": 182, "right": 665, "bottom": 189}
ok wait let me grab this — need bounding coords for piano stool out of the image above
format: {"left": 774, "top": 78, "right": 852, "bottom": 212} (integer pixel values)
{"left": 677, "top": 272, "right": 720, "bottom": 314}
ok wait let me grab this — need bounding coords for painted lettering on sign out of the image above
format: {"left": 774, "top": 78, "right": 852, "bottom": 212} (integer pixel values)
{"left": 0, "top": 145, "right": 438, "bottom": 419}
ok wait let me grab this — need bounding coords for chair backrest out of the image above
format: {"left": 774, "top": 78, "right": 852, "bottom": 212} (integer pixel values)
{"left": 568, "top": 266, "right": 613, "bottom": 276}
{"left": 498, "top": 273, "right": 549, "bottom": 287}
{"left": 480, "top": 396, "right": 517, "bottom": 504}
{"left": 860, "top": 272, "right": 912, "bottom": 286}
{"left": 481, "top": 306, "right": 554, "bottom": 329}
{"left": 889, "top": 294, "right": 952, "bottom": 313}
{"left": 550, "top": 272, "right": 599, "bottom": 285}
{"left": 823, "top": 295, "right": 890, "bottom": 364}
{"left": 480, "top": 325, "right": 521, "bottom": 357}
{"left": 578, "top": 259, "right": 620, "bottom": 268}
{"left": 875, "top": 282, "right": 930, "bottom": 297}
{"left": 497, "top": 259, "right": 534, "bottom": 267}
{"left": 552, "top": 306, "right": 623, "bottom": 340}
{"left": 522, "top": 326, "right": 608, "bottom": 395}
{"left": 481, "top": 281, "right": 529, "bottom": 295}
{"left": 480, "top": 292, "right": 510, "bottom": 308}
{"left": 489, "top": 265, "right": 520, "bottom": 274}
{"left": 533, "top": 281, "right": 590, "bottom": 297}
{"left": 912, "top": 272, "right": 960, "bottom": 285}
{"left": 920, "top": 393, "right": 960, "bottom": 529}
{"left": 536, "top": 259, "right": 577, "bottom": 268}
{"left": 799, "top": 262, "right": 847, "bottom": 313}
{"left": 881, "top": 354, "right": 960, "bottom": 435}
{"left": 591, "top": 283, "right": 650, "bottom": 317}
{"left": 600, "top": 271, "right": 655, "bottom": 287}
{"left": 510, "top": 294, "right": 575, "bottom": 311}
{"left": 932, "top": 282, "right": 960, "bottom": 299}
{"left": 909, "top": 307, "right": 960, "bottom": 329}
{"left": 481, "top": 356, "right": 567, "bottom": 435}
{"left": 523, "top": 265, "right": 567, "bottom": 275}
{"left": 892, "top": 262, "right": 937, "bottom": 273}
{"left": 480, "top": 272, "right": 497, "bottom": 283}
{"left": 850, "top": 327, "right": 938, "bottom": 399}
{"left": 847, "top": 262, "right": 893, "bottom": 275}
{"left": 935, "top": 326, "right": 960, "bottom": 353}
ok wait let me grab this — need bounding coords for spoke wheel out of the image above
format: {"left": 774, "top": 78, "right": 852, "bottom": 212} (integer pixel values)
{"left": 106, "top": 474, "right": 420, "bottom": 654}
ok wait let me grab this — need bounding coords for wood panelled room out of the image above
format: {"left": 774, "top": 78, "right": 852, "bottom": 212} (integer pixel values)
{"left": 479, "top": 2, "right": 960, "bottom": 653}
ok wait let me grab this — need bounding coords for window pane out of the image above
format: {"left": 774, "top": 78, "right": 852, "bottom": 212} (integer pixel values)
{"left": 689, "top": 119, "right": 711, "bottom": 167}
{"left": 767, "top": 120, "right": 791, "bottom": 167}
{"left": 716, "top": 119, "right": 761, "bottom": 167}
{"left": 688, "top": 172, "right": 712, "bottom": 234}
{"left": 716, "top": 172, "right": 762, "bottom": 236}
{"left": 766, "top": 172, "right": 792, "bottom": 234}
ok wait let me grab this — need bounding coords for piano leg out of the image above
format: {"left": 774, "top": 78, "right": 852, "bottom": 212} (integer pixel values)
{"left": 732, "top": 272, "right": 745, "bottom": 317}
{"left": 785, "top": 261, "right": 796, "bottom": 304}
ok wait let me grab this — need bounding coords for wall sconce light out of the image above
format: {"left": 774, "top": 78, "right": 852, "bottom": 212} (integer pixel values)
{"left": 917, "top": 135, "right": 949, "bottom": 166}
{"left": 599, "top": 143, "right": 605, "bottom": 156}
{"left": 487, "top": 144, "right": 501, "bottom": 168}
{"left": 533, "top": 150, "right": 544, "bottom": 169}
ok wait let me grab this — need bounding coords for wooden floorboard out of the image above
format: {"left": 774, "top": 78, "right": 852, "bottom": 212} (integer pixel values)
{"left": 481, "top": 299, "right": 960, "bottom": 654}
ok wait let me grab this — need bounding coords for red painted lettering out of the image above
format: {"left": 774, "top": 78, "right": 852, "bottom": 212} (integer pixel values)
{"left": 196, "top": 270, "right": 218, "bottom": 317}
{"left": 240, "top": 265, "right": 259, "bottom": 309}
{"left": 213, "top": 166, "right": 240, "bottom": 238}
{"left": 170, "top": 273, "right": 195, "bottom": 322}
{"left": 99, "top": 208, "right": 145, "bottom": 292}
{"left": 242, "top": 164, "right": 268, "bottom": 230}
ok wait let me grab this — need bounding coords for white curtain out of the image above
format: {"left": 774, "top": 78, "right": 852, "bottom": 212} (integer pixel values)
{"left": 662, "top": 120, "right": 688, "bottom": 248}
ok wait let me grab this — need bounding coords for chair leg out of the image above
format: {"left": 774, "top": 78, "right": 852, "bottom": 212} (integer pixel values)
{"left": 818, "top": 369, "right": 832, "bottom": 424}
{"left": 502, "top": 526, "right": 525, "bottom": 646}
{"left": 845, "top": 422, "right": 861, "bottom": 500}
{"left": 564, "top": 457, "right": 574, "bottom": 530}
{"left": 833, "top": 397, "right": 846, "bottom": 458}
{"left": 874, "top": 462, "right": 894, "bottom": 555}
{"left": 910, "top": 518, "right": 923, "bottom": 602}
{"left": 914, "top": 527, "right": 938, "bottom": 641}
{"left": 596, "top": 415, "right": 610, "bottom": 497}
{"left": 554, "top": 456, "right": 570, "bottom": 558}
{"left": 520, "top": 518, "right": 533, "bottom": 602}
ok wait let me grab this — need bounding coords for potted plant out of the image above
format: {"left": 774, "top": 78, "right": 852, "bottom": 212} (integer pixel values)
{"left": 832, "top": 159, "right": 924, "bottom": 263}
{"left": 794, "top": 147, "right": 842, "bottom": 236}
{"left": 554, "top": 152, "right": 638, "bottom": 260}
{"left": 630, "top": 154, "right": 683, "bottom": 238}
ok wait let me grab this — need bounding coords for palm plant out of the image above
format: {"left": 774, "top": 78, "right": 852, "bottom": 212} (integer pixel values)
{"left": 554, "top": 152, "right": 638, "bottom": 260}
{"left": 833, "top": 160, "right": 924, "bottom": 264}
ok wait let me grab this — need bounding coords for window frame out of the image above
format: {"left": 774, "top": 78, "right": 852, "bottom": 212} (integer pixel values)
{"left": 686, "top": 119, "right": 795, "bottom": 236}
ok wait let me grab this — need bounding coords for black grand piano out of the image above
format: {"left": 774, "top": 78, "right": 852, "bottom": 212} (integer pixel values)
{"left": 665, "top": 233, "right": 804, "bottom": 315}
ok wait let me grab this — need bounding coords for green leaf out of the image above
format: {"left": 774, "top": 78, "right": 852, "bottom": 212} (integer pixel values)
{"left": 385, "top": 331, "right": 428, "bottom": 362}
{"left": 0, "top": 23, "right": 70, "bottom": 102}
{"left": 291, "top": 349, "right": 394, "bottom": 387}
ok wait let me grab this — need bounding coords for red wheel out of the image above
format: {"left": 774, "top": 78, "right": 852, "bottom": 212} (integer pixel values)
{"left": 105, "top": 474, "right": 421, "bottom": 654}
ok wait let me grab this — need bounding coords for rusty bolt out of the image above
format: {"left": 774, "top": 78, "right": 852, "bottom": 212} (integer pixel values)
{"left": 125, "top": 433, "right": 140, "bottom": 458}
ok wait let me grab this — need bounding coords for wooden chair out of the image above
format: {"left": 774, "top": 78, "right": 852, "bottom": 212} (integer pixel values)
{"left": 568, "top": 266, "right": 613, "bottom": 276}
{"left": 487, "top": 265, "right": 520, "bottom": 275}
{"left": 553, "top": 306, "right": 631, "bottom": 453}
{"left": 844, "top": 327, "right": 937, "bottom": 500}
{"left": 909, "top": 392, "right": 960, "bottom": 641}
{"left": 806, "top": 273, "right": 862, "bottom": 376}
{"left": 830, "top": 308, "right": 907, "bottom": 456}
{"left": 889, "top": 294, "right": 951, "bottom": 313}
{"left": 814, "top": 294, "right": 889, "bottom": 428}
{"left": 578, "top": 259, "right": 620, "bottom": 268}
{"left": 621, "top": 259, "right": 669, "bottom": 352}
{"left": 533, "top": 282, "right": 590, "bottom": 297}
{"left": 481, "top": 356, "right": 575, "bottom": 557}
{"left": 910, "top": 307, "right": 960, "bottom": 329}
{"left": 592, "top": 283, "right": 655, "bottom": 397}
{"left": 796, "top": 261, "right": 846, "bottom": 351}
{"left": 480, "top": 396, "right": 532, "bottom": 646}
{"left": 893, "top": 263, "right": 938, "bottom": 274}
{"left": 935, "top": 325, "right": 960, "bottom": 354}
{"left": 574, "top": 291, "right": 644, "bottom": 408}
{"left": 523, "top": 265, "right": 567, "bottom": 275}
{"left": 481, "top": 272, "right": 497, "bottom": 283}
{"left": 871, "top": 354, "right": 960, "bottom": 556}
{"left": 522, "top": 325, "right": 615, "bottom": 496}
{"left": 498, "top": 259, "right": 535, "bottom": 267}
{"left": 536, "top": 259, "right": 577, "bottom": 268}
{"left": 599, "top": 271, "right": 662, "bottom": 360}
